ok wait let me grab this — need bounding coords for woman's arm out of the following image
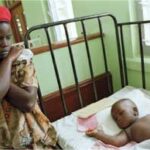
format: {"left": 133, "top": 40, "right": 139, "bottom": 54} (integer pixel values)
{"left": 5, "top": 83, "right": 38, "bottom": 112}
{"left": 0, "top": 47, "right": 22, "bottom": 100}
{"left": 86, "top": 129, "right": 129, "bottom": 147}
{"left": 0, "top": 57, "right": 13, "bottom": 100}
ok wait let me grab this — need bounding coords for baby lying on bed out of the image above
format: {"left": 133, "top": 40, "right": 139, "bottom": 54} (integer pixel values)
{"left": 86, "top": 98, "right": 150, "bottom": 147}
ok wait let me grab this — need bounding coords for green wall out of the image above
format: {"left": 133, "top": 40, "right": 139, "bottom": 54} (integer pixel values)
{"left": 71, "top": 0, "right": 134, "bottom": 92}
{"left": 72, "top": 0, "right": 130, "bottom": 22}
{"left": 71, "top": 0, "right": 150, "bottom": 92}
{"left": 0, "top": 0, "right": 3, "bottom": 5}
{"left": 33, "top": 39, "right": 105, "bottom": 95}
{"left": 22, "top": 0, "right": 55, "bottom": 46}
{"left": 31, "top": 0, "right": 137, "bottom": 96}
{"left": 2, "top": 0, "right": 144, "bottom": 96}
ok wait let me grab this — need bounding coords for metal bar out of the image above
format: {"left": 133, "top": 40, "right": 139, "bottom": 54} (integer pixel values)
{"left": 24, "top": 13, "right": 115, "bottom": 36}
{"left": 97, "top": 17, "right": 113, "bottom": 94}
{"left": 118, "top": 20, "right": 150, "bottom": 26}
{"left": 24, "top": 13, "right": 124, "bottom": 95}
{"left": 138, "top": 24, "right": 146, "bottom": 89}
{"left": 24, "top": 33, "right": 30, "bottom": 48}
{"left": 63, "top": 23, "right": 83, "bottom": 107}
{"left": 24, "top": 13, "right": 123, "bottom": 48}
{"left": 24, "top": 34, "right": 46, "bottom": 114}
{"left": 37, "top": 84, "right": 47, "bottom": 115}
{"left": 109, "top": 15, "right": 124, "bottom": 87}
{"left": 119, "top": 25, "right": 128, "bottom": 85}
{"left": 97, "top": 17, "right": 108, "bottom": 72}
{"left": 81, "top": 20, "right": 98, "bottom": 101}
{"left": 45, "top": 28, "right": 68, "bottom": 114}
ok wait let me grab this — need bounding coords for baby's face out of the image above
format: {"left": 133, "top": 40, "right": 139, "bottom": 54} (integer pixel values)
{"left": 111, "top": 101, "right": 138, "bottom": 129}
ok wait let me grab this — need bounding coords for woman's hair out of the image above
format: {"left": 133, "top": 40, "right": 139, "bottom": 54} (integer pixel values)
{"left": 0, "top": 21, "right": 9, "bottom": 24}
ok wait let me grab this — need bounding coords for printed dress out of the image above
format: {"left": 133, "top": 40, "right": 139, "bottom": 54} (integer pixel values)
{"left": 0, "top": 50, "right": 57, "bottom": 149}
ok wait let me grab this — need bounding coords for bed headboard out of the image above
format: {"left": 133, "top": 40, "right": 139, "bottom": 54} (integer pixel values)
{"left": 24, "top": 13, "right": 146, "bottom": 121}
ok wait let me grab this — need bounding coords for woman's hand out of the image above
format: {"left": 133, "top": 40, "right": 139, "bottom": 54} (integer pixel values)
{"left": 7, "top": 46, "right": 23, "bottom": 62}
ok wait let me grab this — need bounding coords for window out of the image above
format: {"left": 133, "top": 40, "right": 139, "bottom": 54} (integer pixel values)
{"left": 47, "top": 0, "right": 77, "bottom": 41}
{"left": 138, "top": 0, "right": 150, "bottom": 46}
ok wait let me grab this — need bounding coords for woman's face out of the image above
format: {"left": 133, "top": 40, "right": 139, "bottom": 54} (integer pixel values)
{"left": 111, "top": 100, "right": 138, "bottom": 129}
{"left": 0, "top": 22, "right": 11, "bottom": 54}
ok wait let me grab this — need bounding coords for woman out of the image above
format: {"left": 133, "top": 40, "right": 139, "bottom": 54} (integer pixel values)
{"left": 0, "top": 6, "right": 57, "bottom": 149}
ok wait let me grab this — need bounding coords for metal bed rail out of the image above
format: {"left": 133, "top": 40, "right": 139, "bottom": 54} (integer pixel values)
{"left": 117, "top": 20, "right": 150, "bottom": 89}
{"left": 24, "top": 13, "right": 123, "bottom": 115}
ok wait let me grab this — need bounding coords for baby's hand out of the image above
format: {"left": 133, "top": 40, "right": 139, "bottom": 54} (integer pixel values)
{"left": 86, "top": 129, "right": 98, "bottom": 137}
{"left": 86, "top": 127, "right": 104, "bottom": 138}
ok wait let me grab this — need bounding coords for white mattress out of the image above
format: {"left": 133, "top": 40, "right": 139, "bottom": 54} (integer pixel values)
{"left": 53, "top": 86, "right": 150, "bottom": 150}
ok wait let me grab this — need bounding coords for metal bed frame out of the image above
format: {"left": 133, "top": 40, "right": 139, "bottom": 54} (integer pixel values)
{"left": 24, "top": 13, "right": 150, "bottom": 117}
{"left": 118, "top": 20, "right": 150, "bottom": 89}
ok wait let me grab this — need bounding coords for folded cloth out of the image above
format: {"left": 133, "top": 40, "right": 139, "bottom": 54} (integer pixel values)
{"left": 17, "top": 49, "right": 33, "bottom": 61}
{"left": 74, "top": 98, "right": 117, "bottom": 118}
{"left": 77, "top": 115, "right": 98, "bottom": 132}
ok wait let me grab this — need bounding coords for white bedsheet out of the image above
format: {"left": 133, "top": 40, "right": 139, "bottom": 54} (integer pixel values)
{"left": 53, "top": 86, "right": 150, "bottom": 150}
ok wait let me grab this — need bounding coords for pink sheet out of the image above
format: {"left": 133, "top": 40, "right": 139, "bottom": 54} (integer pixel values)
{"left": 77, "top": 115, "right": 98, "bottom": 132}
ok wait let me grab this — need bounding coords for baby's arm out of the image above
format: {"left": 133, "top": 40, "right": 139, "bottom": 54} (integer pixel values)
{"left": 86, "top": 129, "right": 129, "bottom": 147}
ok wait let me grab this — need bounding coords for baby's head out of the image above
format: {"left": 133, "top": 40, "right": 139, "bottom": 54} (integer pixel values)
{"left": 111, "top": 99, "right": 139, "bottom": 129}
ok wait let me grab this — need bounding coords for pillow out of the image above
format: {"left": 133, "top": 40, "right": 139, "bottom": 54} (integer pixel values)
{"left": 110, "top": 89, "right": 150, "bottom": 117}
{"left": 96, "top": 89, "right": 150, "bottom": 135}
{"left": 74, "top": 98, "right": 117, "bottom": 118}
